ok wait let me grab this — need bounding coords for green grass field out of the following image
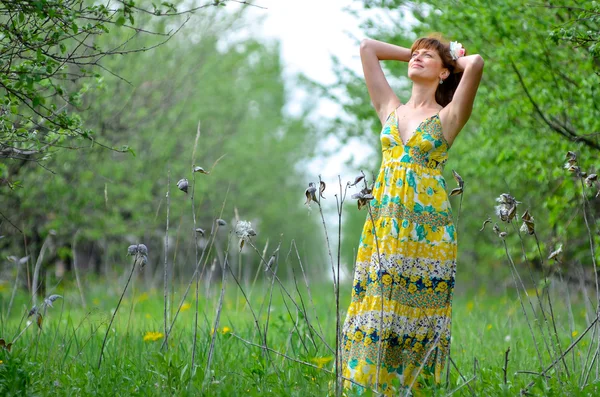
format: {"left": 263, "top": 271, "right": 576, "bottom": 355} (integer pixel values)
{"left": 1, "top": 276, "right": 599, "bottom": 396}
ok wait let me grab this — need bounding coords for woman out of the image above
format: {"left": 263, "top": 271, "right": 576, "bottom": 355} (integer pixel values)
{"left": 340, "top": 35, "right": 484, "bottom": 395}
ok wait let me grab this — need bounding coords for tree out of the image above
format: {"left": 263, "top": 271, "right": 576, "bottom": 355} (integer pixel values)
{"left": 331, "top": 0, "right": 600, "bottom": 281}
{"left": 0, "top": 7, "right": 325, "bottom": 286}
{"left": 0, "top": 0, "right": 242, "bottom": 177}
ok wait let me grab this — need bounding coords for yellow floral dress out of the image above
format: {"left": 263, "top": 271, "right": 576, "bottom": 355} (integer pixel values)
{"left": 341, "top": 108, "right": 457, "bottom": 395}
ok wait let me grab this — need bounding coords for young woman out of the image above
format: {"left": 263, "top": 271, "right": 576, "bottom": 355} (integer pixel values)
{"left": 340, "top": 36, "right": 484, "bottom": 395}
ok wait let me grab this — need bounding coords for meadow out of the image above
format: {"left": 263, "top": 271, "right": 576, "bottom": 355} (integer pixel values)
{"left": 1, "top": 268, "right": 599, "bottom": 396}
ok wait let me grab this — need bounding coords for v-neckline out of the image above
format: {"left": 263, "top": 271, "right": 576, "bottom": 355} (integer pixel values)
{"left": 393, "top": 108, "right": 439, "bottom": 146}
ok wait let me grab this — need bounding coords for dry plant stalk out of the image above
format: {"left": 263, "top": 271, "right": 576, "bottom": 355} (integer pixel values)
{"left": 98, "top": 247, "right": 146, "bottom": 369}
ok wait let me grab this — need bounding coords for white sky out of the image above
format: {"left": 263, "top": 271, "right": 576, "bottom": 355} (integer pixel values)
{"left": 228, "top": 1, "right": 401, "bottom": 278}
{"left": 240, "top": 0, "right": 385, "bottom": 184}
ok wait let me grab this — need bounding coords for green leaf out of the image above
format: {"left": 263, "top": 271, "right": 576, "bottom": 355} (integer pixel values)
{"left": 116, "top": 16, "right": 126, "bottom": 27}
{"left": 72, "top": 22, "right": 78, "bottom": 34}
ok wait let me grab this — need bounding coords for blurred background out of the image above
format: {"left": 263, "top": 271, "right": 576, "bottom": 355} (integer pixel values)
{"left": 1, "top": 0, "right": 599, "bottom": 298}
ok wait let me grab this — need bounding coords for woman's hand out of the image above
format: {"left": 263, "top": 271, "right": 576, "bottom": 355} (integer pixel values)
{"left": 453, "top": 54, "right": 482, "bottom": 73}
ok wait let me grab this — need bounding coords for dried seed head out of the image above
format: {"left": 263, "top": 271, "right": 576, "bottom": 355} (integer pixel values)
{"left": 193, "top": 166, "right": 210, "bottom": 174}
{"left": 319, "top": 180, "right": 326, "bottom": 199}
{"left": 44, "top": 294, "right": 62, "bottom": 308}
{"left": 585, "top": 174, "right": 597, "bottom": 187}
{"left": 499, "top": 231, "right": 508, "bottom": 239}
{"left": 493, "top": 223, "right": 500, "bottom": 235}
{"left": 195, "top": 228, "right": 205, "bottom": 236}
{"left": 177, "top": 178, "right": 189, "bottom": 193}
{"left": 350, "top": 175, "right": 365, "bottom": 187}
{"left": 548, "top": 244, "right": 563, "bottom": 261}
{"left": 235, "top": 220, "right": 256, "bottom": 240}
{"left": 452, "top": 170, "right": 464, "bottom": 189}
{"left": 521, "top": 210, "right": 533, "bottom": 222}
{"left": 127, "top": 244, "right": 149, "bottom": 269}
{"left": 127, "top": 245, "right": 138, "bottom": 256}
{"left": 495, "top": 193, "right": 520, "bottom": 223}
{"left": 450, "top": 187, "right": 463, "bottom": 196}
{"left": 0, "top": 339, "right": 12, "bottom": 352}
{"left": 216, "top": 219, "right": 227, "bottom": 226}
{"left": 7, "top": 255, "right": 29, "bottom": 265}
{"left": 351, "top": 185, "right": 374, "bottom": 210}
{"left": 305, "top": 182, "right": 318, "bottom": 206}
{"left": 519, "top": 222, "right": 528, "bottom": 234}
{"left": 137, "top": 244, "right": 148, "bottom": 256}
{"left": 564, "top": 164, "right": 580, "bottom": 175}
{"left": 480, "top": 217, "right": 491, "bottom": 232}
{"left": 28, "top": 305, "right": 38, "bottom": 317}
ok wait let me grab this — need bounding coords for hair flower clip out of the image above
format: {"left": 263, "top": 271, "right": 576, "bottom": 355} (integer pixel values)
{"left": 449, "top": 41, "right": 466, "bottom": 60}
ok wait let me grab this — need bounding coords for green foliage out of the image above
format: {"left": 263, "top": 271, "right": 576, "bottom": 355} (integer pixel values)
{"left": 335, "top": 1, "right": 600, "bottom": 279}
{"left": 0, "top": 10, "right": 324, "bottom": 276}
{"left": 0, "top": 0, "right": 223, "bottom": 168}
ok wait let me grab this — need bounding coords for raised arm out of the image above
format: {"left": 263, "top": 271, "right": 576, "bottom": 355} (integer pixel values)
{"left": 360, "top": 39, "right": 412, "bottom": 125}
{"left": 439, "top": 54, "right": 485, "bottom": 144}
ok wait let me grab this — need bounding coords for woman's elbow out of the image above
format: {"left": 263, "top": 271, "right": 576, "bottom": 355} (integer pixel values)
{"left": 360, "top": 38, "right": 372, "bottom": 53}
{"left": 472, "top": 54, "right": 485, "bottom": 69}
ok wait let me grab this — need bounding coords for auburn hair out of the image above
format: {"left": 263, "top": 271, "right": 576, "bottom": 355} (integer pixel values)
{"left": 410, "top": 35, "right": 464, "bottom": 107}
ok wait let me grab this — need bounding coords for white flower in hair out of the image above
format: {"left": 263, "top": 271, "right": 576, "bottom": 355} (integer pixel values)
{"left": 449, "top": 41, "right": 466, "bottom": 60}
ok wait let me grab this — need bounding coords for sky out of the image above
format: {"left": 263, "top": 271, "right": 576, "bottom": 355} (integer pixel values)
{"left": 222, "top": 1, "right": 407, "bottom": 277}
{"left": 238, "top": 0, "right": 385, "bottom": 184}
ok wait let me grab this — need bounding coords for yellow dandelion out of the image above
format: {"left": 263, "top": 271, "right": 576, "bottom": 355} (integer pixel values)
{"left": 0, "top": 360, "right": 3, "bottom": 365}
{"left": 487, "top": 324, "right": 493, "bottom": 330}
{"left": 222, "top": 326, "right": 232, "bottom": 335}
{"left": 143, "top": 331, "right": 164, "bottom": 342}
{"left": 92, "top": 298, "right": 100, "bottom": 305}
{"left": 466, "top": 301, "right": 474, "bottom": 312}
{"left": 181, "top": 302, "right": 192, "bottom": 312}
{"left": 145, "top": 313, "right": 152, "bottom": 319}
{"left": 311, "top": 356, "right": 333, "bottom": 368}
{"left": 572, "top": 331, "right": 578, "bottom": 338}
{"left": 136, "top": 292, "right": 149, "bottom": 303}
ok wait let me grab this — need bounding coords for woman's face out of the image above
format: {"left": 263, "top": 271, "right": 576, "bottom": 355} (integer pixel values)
{"left": 407, "top": 47, "right": 448, "bottom": 83}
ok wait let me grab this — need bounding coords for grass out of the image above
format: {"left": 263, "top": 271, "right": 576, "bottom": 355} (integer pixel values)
{"left": 1, "top": 276, "right": 599, "bottom": 396}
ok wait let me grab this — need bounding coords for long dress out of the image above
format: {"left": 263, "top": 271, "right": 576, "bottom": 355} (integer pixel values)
{"left": 341, "top": 108, "right": 457, "bottom": 395}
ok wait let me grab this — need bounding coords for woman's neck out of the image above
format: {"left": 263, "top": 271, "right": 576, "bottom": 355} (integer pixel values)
{"left": 406, "top": 82, "right": 439, "bottom": 110}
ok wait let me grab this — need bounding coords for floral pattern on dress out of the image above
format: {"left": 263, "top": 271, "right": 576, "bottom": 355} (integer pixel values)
{"left": 341, "top": 109, "right": 457, "bottom": 395}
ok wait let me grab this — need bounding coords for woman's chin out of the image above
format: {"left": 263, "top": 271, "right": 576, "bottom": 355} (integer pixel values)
{"left": 407, "top": 73, "right": 435, "bottom": 85}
